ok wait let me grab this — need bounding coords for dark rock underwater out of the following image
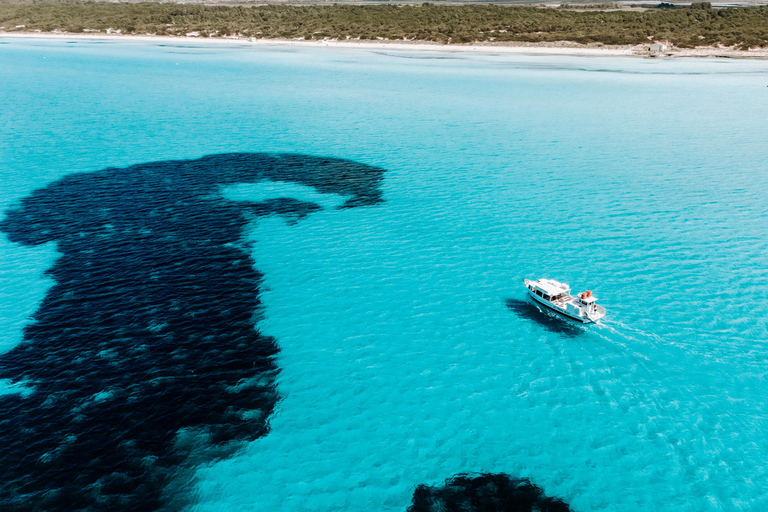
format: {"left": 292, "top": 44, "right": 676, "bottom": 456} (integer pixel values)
{"left": 0, "top": 153, "right": 572, "bottom": 512}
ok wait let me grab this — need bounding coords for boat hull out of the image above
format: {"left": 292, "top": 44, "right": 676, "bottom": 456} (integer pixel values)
{"left": 526, "top": 289, "right": 596, "bottom": 324}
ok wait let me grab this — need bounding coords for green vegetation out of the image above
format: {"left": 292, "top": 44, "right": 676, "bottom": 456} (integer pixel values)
{"left": 1, "top": 2, "right": 767, "bottom": 49}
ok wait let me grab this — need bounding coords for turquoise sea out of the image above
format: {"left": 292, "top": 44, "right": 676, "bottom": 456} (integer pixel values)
{"left": 1, "top": 37, "right": 768, "bottom": 511}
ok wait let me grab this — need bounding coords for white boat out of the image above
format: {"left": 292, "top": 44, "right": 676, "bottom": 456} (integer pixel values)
{"left": 523, "top": 278, "right": 606, "bottom": 324}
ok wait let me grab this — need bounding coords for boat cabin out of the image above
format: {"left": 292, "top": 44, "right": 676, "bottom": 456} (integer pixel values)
{"left": 575, "top": 290, "right": 599, "bottom": 315}
{"left": 526, "top": 279, "right": 570, "bottom": 303}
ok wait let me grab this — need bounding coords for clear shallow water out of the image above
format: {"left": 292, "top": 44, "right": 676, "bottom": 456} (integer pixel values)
{"left": 1, "top": 38, "right": 768, "bottom": 511}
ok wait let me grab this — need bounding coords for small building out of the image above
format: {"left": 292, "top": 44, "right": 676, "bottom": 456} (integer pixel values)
{"left": 650, "top": 43, "right": 667, "bottom": 52}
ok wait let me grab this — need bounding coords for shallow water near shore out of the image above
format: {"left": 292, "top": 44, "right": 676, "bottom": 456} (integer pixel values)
{"left": 1, "top": 38, "right": 768, "bottom": 511}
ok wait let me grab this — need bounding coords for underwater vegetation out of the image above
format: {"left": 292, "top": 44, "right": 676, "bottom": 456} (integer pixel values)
{"left": 408, "top": 473, "right": 571, "bottom": 512}
{"left": 0, "top": 153, "right": 384, "bottom": 510}
{"left": 0, "top": 152, "right": 572, "bottom": 511}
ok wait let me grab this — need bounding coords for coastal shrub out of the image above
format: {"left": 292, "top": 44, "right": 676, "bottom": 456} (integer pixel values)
{"left": 0, "top": 2, "right": 766, "bottom": 49}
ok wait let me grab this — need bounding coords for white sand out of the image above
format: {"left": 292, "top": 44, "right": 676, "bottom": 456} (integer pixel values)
{"left": 2, "top": 31, "right": 768, "bottom": 59}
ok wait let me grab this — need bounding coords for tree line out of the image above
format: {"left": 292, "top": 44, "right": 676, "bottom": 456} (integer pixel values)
{"left": 1, "top": 2, "right": 766, "bottom": 49}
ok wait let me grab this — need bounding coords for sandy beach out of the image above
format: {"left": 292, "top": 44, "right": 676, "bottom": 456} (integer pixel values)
{"left": 3, "top": 31, "right": 768, "bottom": 59}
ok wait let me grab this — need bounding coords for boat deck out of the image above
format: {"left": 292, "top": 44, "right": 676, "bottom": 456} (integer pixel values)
{"left": 551, "top": 294, "right": 574, "bottom": 308}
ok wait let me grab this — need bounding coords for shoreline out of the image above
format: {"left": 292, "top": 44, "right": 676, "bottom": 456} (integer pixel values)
{"left": 3, "top": 31, "right": 768, "bottom": 59}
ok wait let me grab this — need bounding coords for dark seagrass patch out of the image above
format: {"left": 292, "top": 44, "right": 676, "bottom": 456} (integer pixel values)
{"left": 0, "top": 153, "right": 385, "bottom": 511}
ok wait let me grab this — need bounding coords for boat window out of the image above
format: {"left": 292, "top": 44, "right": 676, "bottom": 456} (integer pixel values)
{"left": 535, "top": 290, "right": 543, "bottom": 297}
{"left": 543, "top": 294, "right": 550, "bottom": 301}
